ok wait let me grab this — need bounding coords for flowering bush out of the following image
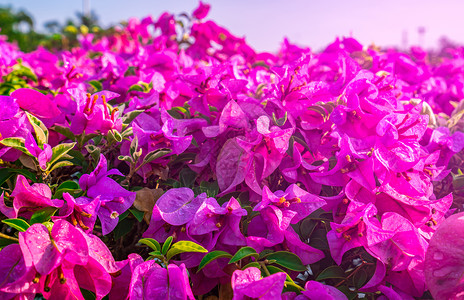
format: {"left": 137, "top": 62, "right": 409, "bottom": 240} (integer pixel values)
{"left": 0, "top": 2, "right": 464, "bottom": 299}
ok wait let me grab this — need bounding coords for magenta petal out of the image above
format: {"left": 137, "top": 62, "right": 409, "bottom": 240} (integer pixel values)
{"left": 143, "top": 265, "right": 168, "bottom": 299}
{"left": 302, "top": 281, "right": 348, "bottom": 300}
{"left": 82, "top": 233, "right": 119, "bottom": 273}
{"left": 192, "top": 1, "right": 210, "bottom": 19}
{"left": 52, "top": 220, "right": 89, "bottom": 266}
{"left": 19, "top": 223, "right": 61, "bottom": 275}
{"left": 156, "top": 188, "right": 205, "bottom": 225}
{"left": 0, "top": 244, "right": 26, "bottom": 291}
{"left": 75, "top": 258, "right": 112, "bottom": 300}
{"left": 360, "top": 260, "right": 386, "bottom": 291}
{"left": 129, "top": 261, "right": 163, "bottom": 300}
{"left": 425, "top": 212, "right": 464, "bottom": 300}
{"left": 0, "top": 192, "right": 15, "bottom": 218}
{"left": 216, "top": 138, "right": 251, "bottom": 193}
{"left": 232, "top": 267, "right": 286, "bottom": 299}
{"left": 60, "top": 261, "right": 85, "bottom": 300}
{"left": 11, "top": 88, "right": 61, "bottom": 119}
{"left": 167, "top": 263, "right": 195, "bottom": 300}
{"left": 0, "top": 95, "right": 19, "bottom": 120}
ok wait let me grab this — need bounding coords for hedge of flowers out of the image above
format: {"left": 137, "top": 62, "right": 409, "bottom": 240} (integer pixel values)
{"left": 1, "top": 2, "right": 464, "bottom": 299}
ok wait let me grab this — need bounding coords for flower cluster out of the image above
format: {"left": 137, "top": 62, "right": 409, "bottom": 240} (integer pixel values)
{"left": 0, "top": 2, "right": 463, "bottom": 299}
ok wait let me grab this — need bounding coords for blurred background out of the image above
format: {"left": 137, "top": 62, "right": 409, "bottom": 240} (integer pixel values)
{"left": 1, "top": 0, "right": 463, "bottom": 52}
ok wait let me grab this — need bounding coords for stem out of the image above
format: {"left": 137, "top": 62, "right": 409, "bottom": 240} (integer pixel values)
{"left": 334, "top": 261, "right": 373, "bottom": 288}
{"left": 0, "top": 232, "right": 19, "bottom": 242}
{"left": 259, "top": 261, "right": 271, "bottom": 277}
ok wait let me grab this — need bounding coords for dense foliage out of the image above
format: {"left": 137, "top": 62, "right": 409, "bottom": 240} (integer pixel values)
{"left": 0, "top": 2, "right": 464, "bottom": 299}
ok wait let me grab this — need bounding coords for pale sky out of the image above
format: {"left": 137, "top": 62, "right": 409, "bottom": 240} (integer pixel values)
{"left": 2, "top": 0, "right": 464, "bottom": 52}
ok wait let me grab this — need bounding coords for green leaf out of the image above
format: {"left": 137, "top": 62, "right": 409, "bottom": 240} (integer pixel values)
{"left": 316, "top": 265, "right": 346, "bottom": 281}
{"left": 179, "top": 167, "right": 197, "bottom": 187}
{"left": 272, "top": 111, "right": 288, "bottom": 127}
{"left": 143, "top": 148, "right": 172, "bottom": 164}
{"left": 2, "top": 218, "right": 30, "bottom": 232}
{"left": 47, "top": 160, "right": 74, "bottom": 173}
{"left": 82, "top": 133, "right": 99, "bottom": 145}
{"left": 118, "top": 155, "right": 133, "bottom": 163}
{"left": 283, "top": 281, "right": 304, "bottom": 292}
{"left": 256, "top": 249, "right": 274, "bottom": 259}
{"left": 30, "top": 207, "right": 57, "bottom": 224}
{"left": 129, "top": 208, "right": 145, "bottom": 222}
{"left": 85, "top": 144, "right": 101, "bottom": 164}
{"left": 0, "top": 137, "right": 31, "bottom": 156}
{"left": 166, "top": 240, "right": 208, "bottom": 261}
{"left": 56, "top": 180, "right": 80, "bottom": 191}
{"left": 0, "top": 168, "right": 37, "bottom": 186}
{"left": 229, "top": 247, "right": 259, "bottom": 264}
{"left": 48, "top": 142, "right": 76, "bottom": 168}
{"left": 80, "top": 288, "right": 96, "bottom": 300}
{"left": 263, "top": 251, "right": 306, "bottom": 272}
{"left": 13, "top": 64, "right": 38, "bottom": 82}
{"left": 266, "top": 265, "right": 294, "bottom": 283}
{"left": 139, "top": 238, "right": 161, "bottom": 252}
{"left": 162, "top": 236, "right": 173, "bottom": 255}
{"left": 128, "top": 84, "right": 144, "bottom": 92}
{"left": 148, "top": 250, "right": 165, "bottom": 260}
{"left": 89, "top": 80, "right": 103, "bottom": 92}
{"left": 130, "top": 136, "right": 139, "bottom": 158}
{"left": 242, "top": 262, "right": 260, "bottom": 270}
{"left": 52, "top": 125, "right": 76, "bottom": 141}
{"left": 118, "top": 210, "right": 130, "bottom": 221}
{"left": 107, "top": 130, "right": 122, "bottom": 144}
{"left": 66, "top": 149, "right": 89, "bottom": 173}
{"left": 353, "top": 269, "right": 368, "bottom": 289}
{"left": 121, "top": 126, "right": 133, "bottom": 139}
{"left": 148, "top": 250, "right": 163, "bottom": 256}
{"left": 197, "top": 251, "right": 232, "bottom": 272}
{"left": 122, "top": 110, "right": 144, "bottom": 125}
{"left": 336, "top": 285, "right": 358, "bottom": 300}
{"left": 113, "top": 218, "right": 133, "bottom": 239}
{"left": 26, "top": 112, "right": 49, "bottom": 147}
{"left": 0, "top": 238, "right": 17, "bottom": 249}
{"left": 52, "top": 180, "right": 80, "bottom": 198}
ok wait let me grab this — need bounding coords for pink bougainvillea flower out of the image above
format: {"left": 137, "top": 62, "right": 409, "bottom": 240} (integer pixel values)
{"left": 246, "top": 205, "right": 296, "bottom": 251}
{"left": 67, "top": 88, "right": 122, "bottom": 135}
{"left": 188, "top": 196, "right": 247, "bottom": 247}
{"left": 129, "top": 261, "right": 195, "bottom": 300}
{"left": 3, "top": 220, "right": 119, "bottom": 300}
{"left": 367, "top": 212, "right": 427, "bottom": 272}
{"left": 108, "top": 253, "right": 144, "bottom": 300}
{"left": 255, "top": 184, "right": 326, "bottom": 224}
{"left": 0, "top": 244, "right": 35, "bottom": 300}
{"left": 192, "top": 1, "right": 210, "bottom": 19}
{"left": 0, "top": 175, "right": 63, "bottom": 219}
{"left": 327, "top": 203, "right": 385, "bottom": 264}
{"left": 52, "top": 192, "right": 100, "bottom": 233}
{"left": 143, "top": 188, "right": 206, "bottom": 244}
{"left": 79, "top": 154, "right": 135, "bottom": 235}
{"left": 374, "top": 113, "right": 428, "bottom": 173}
{"left": 24, "top": 132, "right": 52, "bottom": 170}
{"left": 231, "top": 267, "right": 286, "bottom": 300}
{"left": 0, "top": 97, "right": 32, "bottom": 162}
